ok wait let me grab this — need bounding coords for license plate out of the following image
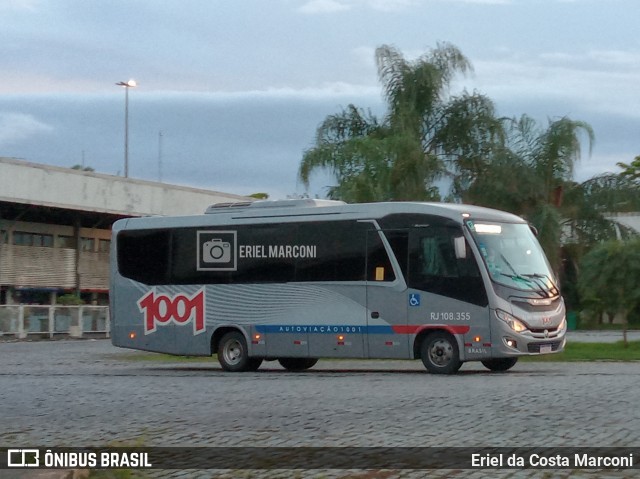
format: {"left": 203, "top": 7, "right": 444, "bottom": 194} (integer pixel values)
{"left": 540, "top": 344, "right": 552, "bottom": 354}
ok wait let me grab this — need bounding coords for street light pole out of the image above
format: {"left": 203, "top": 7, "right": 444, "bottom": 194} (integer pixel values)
{"left": 116, "top": 79, "right": 137, "bottom": 177}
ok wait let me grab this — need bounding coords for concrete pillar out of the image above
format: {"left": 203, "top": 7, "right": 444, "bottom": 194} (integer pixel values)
{"left": 18, "top": 305, "right": 26, "bottom": 339}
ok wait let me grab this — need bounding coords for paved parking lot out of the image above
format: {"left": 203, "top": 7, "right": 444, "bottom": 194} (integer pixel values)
{"left": 1, "top": 339, "right": 639, "bottom": 478}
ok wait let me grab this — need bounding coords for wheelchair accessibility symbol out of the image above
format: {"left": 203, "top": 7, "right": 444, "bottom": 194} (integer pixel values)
{"left": 409, "top": 294, "right": 421, "bottom": 307}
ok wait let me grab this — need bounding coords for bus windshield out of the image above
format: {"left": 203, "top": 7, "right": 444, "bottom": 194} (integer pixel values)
{"left": 466, "top": 221, "right": 558, "bottom": 296}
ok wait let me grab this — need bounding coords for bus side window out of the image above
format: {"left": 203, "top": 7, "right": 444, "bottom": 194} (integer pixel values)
{"left": 366, "top": 231, "right": 395, "bottom": 282}
{"left": 385, "top": 230, "right": 409, "bottom": 279}
{"left": 408, "top": 227, "right": 487, "bottom": 307}
{"left": 296, "top": 221, "right": 366, "bottom": 282}
{"left": 419, "top": 236, "right": 455, "bottom": 277}
{"left": 117, "top": 230, "right": 171, "bottom": 284}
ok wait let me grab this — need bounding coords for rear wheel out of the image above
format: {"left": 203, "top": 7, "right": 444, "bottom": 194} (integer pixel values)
{"left": 278, "top": 358, "right": 318, "bottom": 371}
{"left": 217, "top": 331, "right": 257, "bottom": 372}
{"left": 420, "top": 331, "right": 462, "bottom": 374}
{"left": 482, "top": 357, "right": 518, "bottom": 372}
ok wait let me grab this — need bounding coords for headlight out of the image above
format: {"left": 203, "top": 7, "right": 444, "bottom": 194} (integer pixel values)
{"left": 496, "top": 309, "right": 528, "bottom": 333}
{"left": 556, "top": 317, "right": 567, "bottom": 333}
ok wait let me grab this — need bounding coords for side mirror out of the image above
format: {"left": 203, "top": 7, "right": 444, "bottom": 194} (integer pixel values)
{"left": 454, "top": 236, "right": 467, "bottom": 259}
{"left": 529, "top": 224, "right": 539, "bottom": 237}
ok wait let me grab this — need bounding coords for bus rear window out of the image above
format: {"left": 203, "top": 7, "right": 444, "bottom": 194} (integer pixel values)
{"left": 117, "top": 230, "right": 171, "bottom": 284}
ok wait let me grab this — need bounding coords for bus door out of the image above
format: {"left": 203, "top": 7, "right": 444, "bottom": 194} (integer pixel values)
{"left": 366, "top": 229, "right": 410, "bottom": 359}
{"left": 407, "top": 226, "right": 491, "bottom": 357}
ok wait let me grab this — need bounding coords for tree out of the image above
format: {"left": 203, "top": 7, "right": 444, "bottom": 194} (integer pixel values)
{"left": 462, "top": 115, "right": 595, "bottom": 271}
{"left": 617, "top": 155, "right": 640, "bottom": 183}
{"left": 299, "top": 105, "right": 402, "bottom": 202}
{"left": 578, "top": 238, "right": 640, "bottom": 346}
{"left": 299, "top": 43, "right": 502, "bottom": 202}
{"left": 71, "top": 164, "right": 95, "bottom": 172}
{"left": 564, "top": 172, "right": 640, "bottom": 241}
{"left": 560, "top": 161, "right": 640, "bottom": 309}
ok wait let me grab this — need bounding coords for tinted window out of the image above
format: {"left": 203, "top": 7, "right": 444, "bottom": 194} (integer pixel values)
{"left": 382, "top": 229, "right": 409, "bottom": 279}
{"left": 117, "top": 230, "right": 171, "bottom": 284}
{"left": 408, "top": 226, "right": 487, "bottom": 307}
{"left": 118, "top": 221, "right": 380, "bottom": 285}
{"left": 235, "top": 223, "right": 298, "bottom": 283}
{"left": 366, "top": 230, "right": 395, "bottom": 282}
{"left": 296, "top": 221, "right": 367, "bottom": 282}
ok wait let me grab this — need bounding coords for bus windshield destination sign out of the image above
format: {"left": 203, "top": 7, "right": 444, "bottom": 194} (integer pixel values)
{"left": 112, "top": 200, "right": 567, "bottom": 374}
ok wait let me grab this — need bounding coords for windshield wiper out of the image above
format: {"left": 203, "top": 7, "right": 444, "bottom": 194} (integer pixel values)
{"left": 498, "top": 254, "right": 548, "bottom": 297}
{"left": 499, "top": 273, "right": 548, "bottom": 298}
{"left": 522, "top": 273, "right": 559, "bottom": 296}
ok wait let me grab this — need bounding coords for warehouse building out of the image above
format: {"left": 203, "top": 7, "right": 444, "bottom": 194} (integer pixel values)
{"left": 0, "top": 157, "right": 251, "bottom": 306}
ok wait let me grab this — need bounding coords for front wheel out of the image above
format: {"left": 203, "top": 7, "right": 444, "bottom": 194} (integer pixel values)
{"left": 482, "top": 357, "right": 518, "bottom": 372}
{"left": 278, "top": 358, "right": 318, "bottom": 371}
{"left": 420, "top": 331, "right": 462, "bottom": 374}
{"left": 217, "top": 331, "right": 257, "bottom": 372}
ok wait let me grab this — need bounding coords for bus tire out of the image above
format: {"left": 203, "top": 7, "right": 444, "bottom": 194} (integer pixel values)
{"left": 278, "top": 358, "right": 318, "bottom": 371}
{"left": 420, "top": 331, "right": 462, "bottom": 374}
{"left": 481, "top": 357, "right": 518, "bottom": 372}
{"left": 218, "top": 331, "right": 253, "bottom": 372}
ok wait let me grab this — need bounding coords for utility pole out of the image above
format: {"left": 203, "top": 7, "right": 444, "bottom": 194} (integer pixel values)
{"left": 158, "top": 130, "right": 163, "bottom": 182}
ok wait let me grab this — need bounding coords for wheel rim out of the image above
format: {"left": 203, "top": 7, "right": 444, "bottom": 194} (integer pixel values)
{"left": 428, "top": 338, "right": 453, "bottom": 367}
{"left": 222, "top": 339, "right": 243, "bottom": 365}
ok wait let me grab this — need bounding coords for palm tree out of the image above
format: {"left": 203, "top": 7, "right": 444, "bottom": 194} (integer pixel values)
{"left": 563, "top": 172, "right": 640, "bottom": 244}
{"left": 617, "top": 155, "right": 640, "bottom": 183}
{"left": 298, "top": 105, "right": 398, "bottom": 202}
{"left": 462, "top": 115, "right": 595, "bottom": 271}
{"left": 299, "top": 43, "right": 502, "bottom": 201}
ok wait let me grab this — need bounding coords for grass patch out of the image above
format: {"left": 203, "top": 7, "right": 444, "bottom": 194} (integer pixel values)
{"left": 89, "top": 470, "right": 147, "bottom": 479}
{"left": 84, "top": 438, "right": 150, "bottom": 479}
{"left": 576, "top": 323, "right": 639, "bottom": 331}
{"left": 521, "top": 340, "right": 640, "bottom": 362}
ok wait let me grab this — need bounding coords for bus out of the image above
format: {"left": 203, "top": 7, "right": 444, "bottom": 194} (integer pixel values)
{"left": 110, "top": 199, "right": 566, "bottom": 374}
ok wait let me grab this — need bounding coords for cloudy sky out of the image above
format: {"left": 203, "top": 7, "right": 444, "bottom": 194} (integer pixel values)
{"left": 1, "top": 0, "right": 639, "bottom": 200}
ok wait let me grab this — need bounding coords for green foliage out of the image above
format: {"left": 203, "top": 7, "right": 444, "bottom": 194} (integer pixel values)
{"left": 578, "top": 238, "right": 640, "bottom": 344}
{"left": 617, "top": 155, "right": 640, "bottom": 183}
{"left": 529, "top": 204, "right": 563, "bottom": 270}
{"left": 300, "top": 43, "right": 501, "bottom": 202}
{"left": 579, "top": 238, "right": 640, "bottom": 312}
{"left": 88, "top": 469, "right": 146, "bottom": 479}
{"left": 248, "top": 192, "right": 269, "bottom": 199}
{"left": 579, "top": 173, "right": 640, "bottom": 213}
{"left": 462, "top": 114, "right": 596, "bottom": 272}
{"left": 521, "top": 340, "right": 640, "bottom": 362}
{"left": 71, "top": 164, "right": 95, "bottom": 172}
{"left": 57, "top": 294, "right": 85, "bottom": 305}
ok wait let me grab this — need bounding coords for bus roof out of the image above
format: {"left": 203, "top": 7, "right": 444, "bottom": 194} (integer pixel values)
{"left": 113, "top": 200, "right": 527, "bottom": 232}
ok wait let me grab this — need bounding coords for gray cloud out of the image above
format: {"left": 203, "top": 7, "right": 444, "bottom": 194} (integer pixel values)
{"left": 0, "top": 112, "right": 53, "bottom": 147}
{"left": 1, "top": 0, "right": 638, "bottom": 198}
